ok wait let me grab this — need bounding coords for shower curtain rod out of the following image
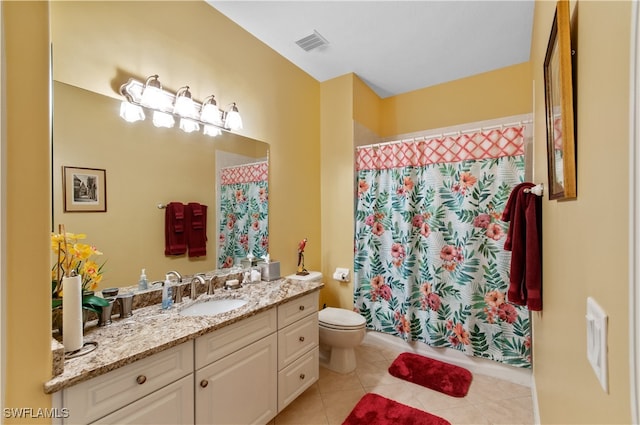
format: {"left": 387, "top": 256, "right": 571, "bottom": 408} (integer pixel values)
{"left": 220, "top": 159, "right": 268, "bottom": 170}
{"left": 357, "top": 119, "right": 533, "bottom": 150}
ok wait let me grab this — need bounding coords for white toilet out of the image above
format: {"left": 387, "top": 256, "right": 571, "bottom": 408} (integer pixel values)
{"left": 286, "top": 271, "right": 367, "bottom": 373}
{"left": 318, "top": 307, "right": 366, "bottom": 374}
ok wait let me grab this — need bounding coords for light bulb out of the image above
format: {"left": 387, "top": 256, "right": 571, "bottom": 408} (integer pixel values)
{"left": 152, "top": 111, "right": 175, "bottom": 128}
{"left": 119, "top": 102, "right": 145, "bottom": 123}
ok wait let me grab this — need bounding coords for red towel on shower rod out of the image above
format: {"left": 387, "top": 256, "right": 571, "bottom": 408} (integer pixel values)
{"left": 165, "top": 202, "right": 187, "bottom": 256}
{"left": 502, "top": 182, "right": 542, "bottom": 311}
{"left": 187, "top": 202, "right": 208, "bottom": 258}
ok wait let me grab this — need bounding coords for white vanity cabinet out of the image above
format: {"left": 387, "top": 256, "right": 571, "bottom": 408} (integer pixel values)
{"left": 92, "top": 375, "right": 193, "bottom": 425}
{"left": 194, "top": 308, "right": 278, "bottom": 425}
{"left": 61, "top": 342, "right": 194, "bottom": 425}
{"left": 276, "top": 291, "right": 319, "bottom": 412}
{"left": 53, "top": 289, "right": 322, "bottom": 425}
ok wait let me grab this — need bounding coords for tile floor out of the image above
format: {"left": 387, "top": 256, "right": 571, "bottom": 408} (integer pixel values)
{"left": 272, "top": 337, "right": 534, "bottom": 425}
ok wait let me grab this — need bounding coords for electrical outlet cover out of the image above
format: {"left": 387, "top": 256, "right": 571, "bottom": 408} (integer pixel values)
{"left": 586, "top": 297, "right": 608, "bottom": 393}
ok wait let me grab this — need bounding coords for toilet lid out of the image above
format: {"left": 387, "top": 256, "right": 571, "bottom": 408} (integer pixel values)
{"left": 318, "top": 307, "right": 366, "bottom": 329}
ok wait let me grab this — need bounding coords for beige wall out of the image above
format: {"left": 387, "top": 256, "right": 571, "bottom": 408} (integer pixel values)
{"left": 50, "top": 1, "right": 322, "bottom": 279}
{"left": 530, "top": 1, "right": 632, "bottom": 423}
{"left": 380, "top": 61, "right": 532, "bottom": 137}
{"left": 319, "top": 74, "right": 356, "bottom": 309}
{"left": 3, "top": 1, "right": 53, "bottom": 421}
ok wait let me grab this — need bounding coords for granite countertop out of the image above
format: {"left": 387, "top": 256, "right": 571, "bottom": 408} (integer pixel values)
{"left": 44, "top": 277, "right": 323, "bottom": 394}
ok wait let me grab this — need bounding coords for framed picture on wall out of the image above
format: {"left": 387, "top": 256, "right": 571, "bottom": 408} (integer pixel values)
{"left": 63, "top": 166, "right": 107, "bottom": 212}
{"left": 543, "top": 0, "right": 577, "bottom": 200}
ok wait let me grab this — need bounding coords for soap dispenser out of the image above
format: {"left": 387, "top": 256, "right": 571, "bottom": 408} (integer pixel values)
{"left": 138, "top": 268, "right": 148, "bottom": 291}
{"left": 161, "top": 274, "right": 173, "bottom": 310}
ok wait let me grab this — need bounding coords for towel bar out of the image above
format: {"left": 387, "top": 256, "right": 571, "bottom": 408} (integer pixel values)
{"left": 523, "top": 183, "right": 544, "bottom": 196}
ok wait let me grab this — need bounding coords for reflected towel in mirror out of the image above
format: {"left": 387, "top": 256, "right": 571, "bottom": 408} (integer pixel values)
{"left": 165, "top": 202, "right": 187, "bottom": 255}
{"left": 187, "top": 202, "right": 207, "bottom": 257}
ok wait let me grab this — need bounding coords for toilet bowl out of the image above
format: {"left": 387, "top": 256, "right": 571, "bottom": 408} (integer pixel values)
{"left": 318, "top": 307, "right": 366, "bottom": 374}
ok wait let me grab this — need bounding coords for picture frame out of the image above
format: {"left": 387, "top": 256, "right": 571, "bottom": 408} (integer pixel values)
{"left": 63, "top": 166, "right": 107, "bottom": 212}
{"left": 543, "top": 0, "right": 577, "bottom": 200}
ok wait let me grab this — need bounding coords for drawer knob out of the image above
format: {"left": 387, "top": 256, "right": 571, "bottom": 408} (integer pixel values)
{"left": 200, "top": 379, "right": 209, "bottom": 388}
{"left": 299, "top": 373, "right": 306, "bottom": 380}
{"left": 299, "top": 305, "right": 305, "bottom": 311}
{"left": 299, "top": 336, "right": 305, "bottom": 342}
{"left": 136, "top": 375, "right": 147, "bottom": 385}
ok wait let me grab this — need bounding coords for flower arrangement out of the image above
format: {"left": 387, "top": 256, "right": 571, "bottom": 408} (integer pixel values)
{"left": 51, "top": 231, "right": 109, "bottom": 314}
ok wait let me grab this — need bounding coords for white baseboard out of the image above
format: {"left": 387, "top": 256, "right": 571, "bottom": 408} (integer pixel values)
{"left": 364, "top": 330, "right": 533, "bottom": 387}
{"left": 531, "top": 374, "right": 541, "bottom": 424}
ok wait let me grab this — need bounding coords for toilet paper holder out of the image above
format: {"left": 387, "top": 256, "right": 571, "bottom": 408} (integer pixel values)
{"left": 333, "top": 267, "right": 350, "bottom": 282}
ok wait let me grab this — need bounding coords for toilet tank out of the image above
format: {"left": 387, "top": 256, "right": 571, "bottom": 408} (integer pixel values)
{"left": 286, "top": 271, "right": 323, "bottom": 283}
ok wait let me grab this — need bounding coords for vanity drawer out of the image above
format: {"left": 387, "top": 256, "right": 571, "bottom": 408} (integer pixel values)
{"left": 195, "top": 308, "right": 277, "bottom": 369}
{"left": 277, "top": 346, "right": 319, "bottom": 412}
{"left": 277, "top": 314, "right": 318, "bottom": 370}
{"left": 277, "top": 292, "right": 318, "bottom": 328}
{"left": 65, "top": 342, "right": 193, "bottom": 424}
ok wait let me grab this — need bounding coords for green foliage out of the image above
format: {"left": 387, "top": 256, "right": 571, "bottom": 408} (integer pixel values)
{"left": 470, "top": 324, "right": 490, "bottom": 354}
{"left": 352, "top": 154, "right": 531, "bottom": 367}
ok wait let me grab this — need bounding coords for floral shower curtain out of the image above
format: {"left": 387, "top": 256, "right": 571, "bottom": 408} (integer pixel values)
{"left": 217, "top": 161, "right": 269, "bottom": 268}
{"left": 353, "top": 126, "right": 531, "bottom": 368}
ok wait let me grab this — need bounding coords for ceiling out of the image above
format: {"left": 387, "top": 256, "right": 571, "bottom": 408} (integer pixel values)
{"left": 207, "top": 1, "right": 535, "bottom": 98}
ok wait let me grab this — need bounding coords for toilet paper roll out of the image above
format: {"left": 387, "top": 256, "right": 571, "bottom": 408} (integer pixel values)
{"left": 333, "top": 268, "right": 350, "bottom": 282}
{"left": 62, "top": 274, "right": 84, "bottom": 352}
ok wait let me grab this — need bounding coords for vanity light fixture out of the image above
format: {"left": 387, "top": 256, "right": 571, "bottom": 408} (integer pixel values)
{"left": 201, "top": 95, "right": 223, "bottom": 137}
{"left": 173, "top": 86, "right": 198, "bottom": 118}
{"left": 119, "top": 75, "right": 244, "bottom": 136}
{"left": 119, "top": 102, "right": 145, "bottom": 123}
{"left": 153, "top": 111, "right": 175, "bottom": 129}
{"left": 223, "top": 103, "right": 243, "bottom": 131}
{"left": 139, "top": 75, "right": 164, "bottom": 109}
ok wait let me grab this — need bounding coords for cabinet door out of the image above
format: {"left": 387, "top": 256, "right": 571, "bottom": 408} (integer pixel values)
{"left": 277, "top": 292, "right": 318, "bottom": 328}
{"left": 92, "top": 375, "right": 194, "bottom": 425}
{"left": 65, "top": 342, "right": 193, "bottom": 424}
{"left": 196, "top": 334, "right": 277, "bottom": 425}
{"left": 277, "top": 314, "right": 318, "bottom": 370}
{"left": 278, "top": 347, "right": 319, "bottom": 412}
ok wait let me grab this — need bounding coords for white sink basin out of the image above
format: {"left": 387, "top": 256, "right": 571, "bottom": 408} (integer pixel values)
{"left": 179, "top": 298, "right": 248, "bottom": 317}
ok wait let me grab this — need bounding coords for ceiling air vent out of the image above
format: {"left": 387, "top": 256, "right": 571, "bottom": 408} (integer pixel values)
{"left": 295, "top": 30, "right": 329, "bottom": 52}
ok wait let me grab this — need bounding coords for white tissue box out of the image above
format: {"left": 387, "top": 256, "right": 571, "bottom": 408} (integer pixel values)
{"left": 258, "top": 261, "right": 280, "bottom": 281}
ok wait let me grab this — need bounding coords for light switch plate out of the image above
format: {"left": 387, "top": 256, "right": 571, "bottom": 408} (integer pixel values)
{"left": 586, "top": 297, "right": 608, "bottom": 393}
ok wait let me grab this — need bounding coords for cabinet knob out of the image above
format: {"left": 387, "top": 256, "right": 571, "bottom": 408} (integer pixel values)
{"left": 200, "top": 379, "right": 209, "bottom": 388}
{"left": 299, "top": 373, "right": 305, "bottom": 380}
{"left": 136, "top": 375, "right": 147, "bottom": 385}
{"left": 299, "top": 336, "right": 305, "bottom": 342}
{"left": 298, "top": 305, "right": 305, "bottom": 311}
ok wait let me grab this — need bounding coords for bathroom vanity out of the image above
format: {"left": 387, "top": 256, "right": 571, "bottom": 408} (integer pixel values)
{"left": 45, "top": 277, "right": 322, "bottom": 425}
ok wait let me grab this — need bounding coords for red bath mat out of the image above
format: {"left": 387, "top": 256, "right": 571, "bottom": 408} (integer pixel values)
{"left": 388, "top": 352, "right": 472, "bottom": 397}
{"left": 342, "top": 393, "right": 450, "bottom": 425}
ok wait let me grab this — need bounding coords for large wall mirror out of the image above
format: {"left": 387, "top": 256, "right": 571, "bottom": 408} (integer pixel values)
{"left": 52, "top": 81, "right": 269, "bottom": 287}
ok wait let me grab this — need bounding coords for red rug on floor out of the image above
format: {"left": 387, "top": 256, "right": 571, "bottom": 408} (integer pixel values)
{"left": 388, "top": 352, "right": 472, "bottom": 397}
{"left": 342, "top": 393, "right": 450, "bottom": 425}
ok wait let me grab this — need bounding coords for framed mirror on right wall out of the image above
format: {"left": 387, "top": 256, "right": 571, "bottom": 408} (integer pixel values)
{"left": 543, "top": 0, "right": 577, "bottom": 200}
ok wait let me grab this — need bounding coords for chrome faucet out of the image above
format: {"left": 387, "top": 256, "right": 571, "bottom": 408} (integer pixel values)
{"left": 166, "top": 270, "right": 182, "bottom": 283}
{"left": 190, "top": 275, "right": 206, "bottom": 300}
{"left": 206, "top": 276, "right": 215, "bottom": 295}
{"left": 166, "top": 270, "right": 183, "bottom": 303}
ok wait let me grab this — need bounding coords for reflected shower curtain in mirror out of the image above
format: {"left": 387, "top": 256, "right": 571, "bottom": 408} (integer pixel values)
{"left": 353, "top": 126, "right": 531, "bottom": 367}
{"left": 217, "top": 161, "right": 268, "bottom": 268}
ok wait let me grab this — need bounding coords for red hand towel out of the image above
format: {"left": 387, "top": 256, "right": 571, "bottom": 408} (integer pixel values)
{"left": 187, "top": 202, "right": 207, "bottom": 257}
{"left": 165, "top": 202, "right": 187, "bottom": 256}
{"left": 502, "top": 182, "right": 542, "bottom": 311}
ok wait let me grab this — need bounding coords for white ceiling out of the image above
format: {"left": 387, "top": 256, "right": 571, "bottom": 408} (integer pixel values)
{"left": 207, "top": 1, "right": 535, "bottom": 98}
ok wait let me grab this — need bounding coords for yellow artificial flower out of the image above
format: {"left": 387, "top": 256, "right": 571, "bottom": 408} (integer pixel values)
{"left": 51, "top": 232, "right": 105, "bottom": 296}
